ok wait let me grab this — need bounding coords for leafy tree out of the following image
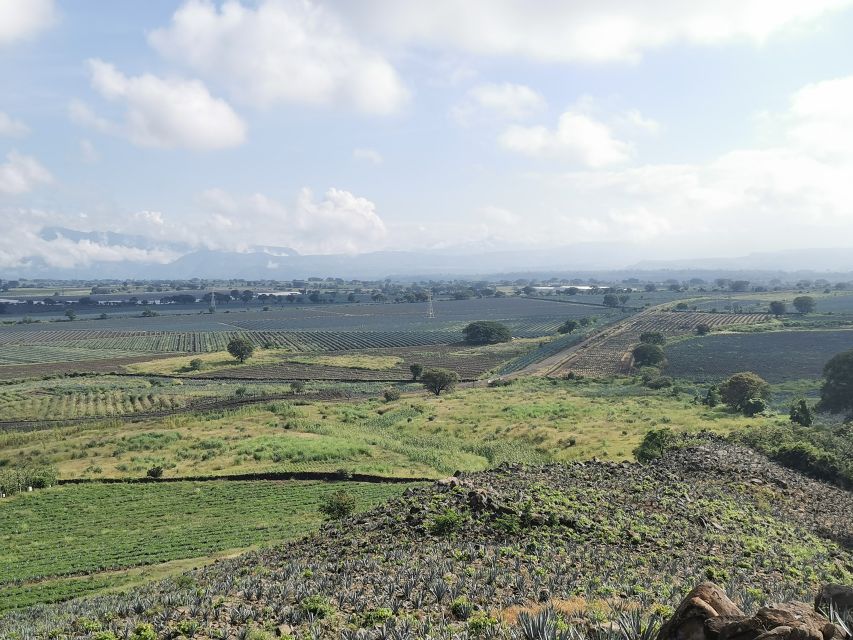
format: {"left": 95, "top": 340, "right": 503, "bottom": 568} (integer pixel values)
{"left": 291, "top": 380, "right": 306, "bottom": 393}
{"left": 188, "top": 358, "right": 204, "bottom": 371}
{"left": 696, "top": 323, "right": 711, "bottom": 335}
{"left": 64, "top": 308, "right": 76, "bottom": 321}
{"left": 769, "top": 301, "right": 786, "bottom": 317}
{"left": 719, "top": 372, "right": 771, "bottom": 412}
{"left": 557, "top": 319, "right": 579, "bottom": 334}
{"left": 409, "top": 363, "right": 424, "bottom": 381}
{"left": 319, "top": 489, "right": 357, "bottom": 519}
{"left": 639, "top": 331, "right": 665, "bottom": 345}
{"left": 602, "top": 293, "right": 620, "bottom": 308}
{"left": 579, "top": 317, "right": 595, "bottom": 327}
{"left": 729, "top": 280, "right": 750, "bottom": 292}
{"left": 793, "top": 296, "right": 816, "bottom": 314}
{"left": 462, "top": 321, "right": 511, "bottom": 345}
{"left": 634, "top": 428, "right": 679, "bottom": 462}
{"left": 819, "top": 349, "right": 853, "bottom": 415}
{"left": 632, "top": 343, "right": 666, "bottom": 368}
{"left": 146, "top": 466, "right": 163, "bottom": 479}
{"left": 618, "top": 294, "right": 630, "bottom": 309}
{"left": 227, "top": 337, "right": 255, "bottom": 363}
{"left": 789, "top": 399, "right": 814, "bottom": 427}
{"left": 702, "top": 385, "right": 721, "bottom": 407}
{"left": 421, "top": 368, "right": 459, "bottom": 395}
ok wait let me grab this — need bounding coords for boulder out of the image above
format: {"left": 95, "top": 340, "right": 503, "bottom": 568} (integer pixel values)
{"left": 656, "top": 582, "right": 744, "bottom": 640}
{"left": 815, "top": 585, "right": 853, "bottom": 613}
{"left": 658, "top": 584, "right": 847, "bottom": 640}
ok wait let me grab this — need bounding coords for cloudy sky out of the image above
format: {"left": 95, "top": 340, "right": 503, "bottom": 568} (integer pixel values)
{"left": 3, "top": 0, "right": 853, "bottom": 270}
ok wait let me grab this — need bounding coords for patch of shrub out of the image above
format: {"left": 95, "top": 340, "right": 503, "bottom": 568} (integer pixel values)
{"left": 430, "top": 508, "right": 464, "bottom": 536}
{"left": 319, "top": 489, "right": 357, "bottom": 519}
{"left": 383, "top": 387, "right": 401, "bottom": 402}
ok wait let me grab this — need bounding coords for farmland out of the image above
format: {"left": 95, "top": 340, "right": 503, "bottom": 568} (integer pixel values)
{"left": 552, "top": 310, "right": 772, "bottom": 377}
{"left": 664, "top": 329, "right": 853, "bottom": 383}
{"left": 0, "top": 480, "right": 417, "bottom": 610}
{"left": 0, "top": 378, "right": 778, "bottom": 481}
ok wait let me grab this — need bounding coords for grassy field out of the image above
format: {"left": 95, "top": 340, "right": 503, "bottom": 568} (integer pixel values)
{"left": 0, "top": 480, "right": 416, "bottom": 610}
{"left": 125, "top": 348, "right": 284, "bottom": 375}
{"left": 0, "top": 378, "right": 781, "bottom": 480}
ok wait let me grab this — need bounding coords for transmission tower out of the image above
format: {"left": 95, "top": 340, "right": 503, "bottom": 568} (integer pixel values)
{"left": 426, "top": 289, "right": 435, "bottom": 318}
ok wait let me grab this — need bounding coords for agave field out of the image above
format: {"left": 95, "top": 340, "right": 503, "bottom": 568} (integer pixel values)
{"left": 2, "top": 441, "right": 849, "bottom": 639}
{"left": 0, "top": 480, "right": 417, "bottom": 611}
{"left": 664, "top": 329, "right": 853, "bottom": 382}
{"left": 555, "top": 311, "right": 771, "bottom": 377}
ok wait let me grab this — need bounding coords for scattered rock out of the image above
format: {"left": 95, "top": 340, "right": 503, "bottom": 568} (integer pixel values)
{"left": 660, "top": 584, "right": 849, "bottom": 640}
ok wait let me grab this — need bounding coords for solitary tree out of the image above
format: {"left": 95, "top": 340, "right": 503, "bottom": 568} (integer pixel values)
{"left": 602, "top": 293, "right": 620, "bottom": 308}
{"left": 462, "top": 321, "right": 511, "bottom": 345}
{"left": 719, "top": 372, "right": 771, "bottom": 412}
{"left": 557, "top": 319, "right": 579, "bottom": 334}
{"left": 696, "top": 323, "right": 711, "bottom": 335}
{"left": 227, "top": 337, "right": 255, "bottom": 363}
{"left": 818, "top": 349, "right": 853, "bottom": 415}
{"left": 632, "top": 343, "right": 666, "bottom": 368}
{"left": 618, "top": 294, "right": 630, "bottom": 310}
{"left": 421, "top": 368, "right": 459, "bottom": 396}
{"left": 793, "top": 296, "right": 817, "bottom": 314}
{"left": 789, "top": 399, "right": 814, "bottom": 427}
{"left": 769, "top": 301, "right": 786, "bottom": 317}
{"left": 409, "top": 363, "right": 424, "bottom": 381}
{"left": 64, "top": 308, "right": 76, "bottom": 321}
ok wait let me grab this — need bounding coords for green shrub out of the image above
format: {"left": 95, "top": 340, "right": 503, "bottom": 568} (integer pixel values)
{"left": 383, "top": 387, "right": 401, "bottom": 402}
{"left": 188, "top": 358, "right": 204, "bottom": 371}
{"left": 319, "top": 489, "right": 357, "bottom": 519}
{"left": 742, "top": 397, "right": 768, "bottom": 417}
{"left": 361, "top": 608, "right": 393, "bottom": 626}
{"left": 451, "top": 596, "right": 473, "bottom": 620}
{"left": 300, "top": 595, "right": 334, "bottom": 618}
{"left": 130, "top": 624, "right": 156, "bottom": 640}
{"left": 789, "top": 399, "right": 814, "bottom": 427}
{"left": 146, "top": 465, "right": 163, "bottom": 479}
{"left": 430, "top": 508, "right": 463, "bottom": 536}
{"left": 463, "top": 320, "right": 511, "bottom": 345}
{"left": 634, "top": 428, "right": 679, "bottom": 462}
{"left": 290, "top": 380, "right": 306, "bottom": 393}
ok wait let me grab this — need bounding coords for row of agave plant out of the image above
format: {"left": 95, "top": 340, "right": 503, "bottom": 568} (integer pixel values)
{"left": 1, "top": 536, "right": 844, "bottom": 640}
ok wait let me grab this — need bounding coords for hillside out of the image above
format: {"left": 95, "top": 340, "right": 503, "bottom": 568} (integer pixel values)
{"left": 4, "top": 438, "right": 851, "bottom": 639}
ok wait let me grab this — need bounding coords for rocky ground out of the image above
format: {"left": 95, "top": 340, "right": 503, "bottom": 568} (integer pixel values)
{"left": 3, "top": 439, "right": 851, "bottom": 640}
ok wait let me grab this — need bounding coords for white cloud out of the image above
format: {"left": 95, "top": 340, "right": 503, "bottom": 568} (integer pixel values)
{"left": 339, "top": 0, "right": 853, "bottom": 63}
{"left": 74, "top": 59, "right": 246, "bottom": 150}
{"left": 0, "top": 112, "right": 29, "bottom": 137}
{"left": 452, "top": 82, "right": 546, "bottom": 124}
{"left": 0, "top": 151, "right": 52, "bottom": 194}
{"left": 149, "top": 0, "right": 408, "bottom": 115}
{"left": 0, "top": 0, "right": 56, "bottom": 46}
{"left": 198, "top": 186, "right": 388, "bottom": 254}
{"left": 353, "top": 148, "right": 383, "bottom": 165}
{"left": 500, "top": 110, "right": 634, "bottom": 167}
{"left": 616, "top": 109, "right": 661, "bottom": 135}
{"left": 785, "top": 76, "right": 853, "bottom": 160}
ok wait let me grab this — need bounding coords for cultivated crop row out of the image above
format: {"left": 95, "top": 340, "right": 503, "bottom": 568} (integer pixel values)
{"left": 557, "top": 311, "right": 771, "bottom": 377}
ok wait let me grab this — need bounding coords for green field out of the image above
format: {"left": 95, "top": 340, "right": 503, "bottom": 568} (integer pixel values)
{"left": 664, "top": 329, "right": 853, "bottom": 382}
{"left": 1, "top": 378, "right": 780, "bottom": 481}
{"left": 0, "top": 480, "right": 416, "bottom": 610}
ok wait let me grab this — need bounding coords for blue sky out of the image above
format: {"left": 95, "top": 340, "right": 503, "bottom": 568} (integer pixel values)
{"left": 2, "top": 0, "right": 853, "bottom": 270}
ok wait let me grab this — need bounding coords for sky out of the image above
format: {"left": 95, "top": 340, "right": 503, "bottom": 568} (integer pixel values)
{"left": 2, "top": 0, "right": 853, "bottom": 271}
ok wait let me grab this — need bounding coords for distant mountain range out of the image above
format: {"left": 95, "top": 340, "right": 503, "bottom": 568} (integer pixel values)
{"left": 4, "top": 227, "right": 853, "bottom": 280}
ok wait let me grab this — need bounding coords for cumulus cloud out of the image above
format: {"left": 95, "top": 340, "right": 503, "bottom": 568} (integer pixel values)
{"left": 785, "top": 76, "right": 853, "bottom": 160}
{"left": 451, "top": 82, "right": 546, "bottom": 124}
{"left": 149, "top": 0, "right": 408, "bottom": 115}
{"left": 198, "top": 186, "right": 388, "bottom": 254}
{"left": 73, "top": 59, "right": 246, "bottom": 150}
{"left": 0, "top": 112, "right": 29, "bottom": 137}
{"left": 0, "top": 151, "right": 52, "bottom": 194}
{"left": 500, "top": 110, "right": 634, "bottom": 167}
{"left": 353, "top": 148, "right": 383, "bottom": 165}
{"left": 0, "top": 0, "right": 56, "bottom": 46}
{"left": 338, "top": 0, "right": 853, "bottom": 63}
